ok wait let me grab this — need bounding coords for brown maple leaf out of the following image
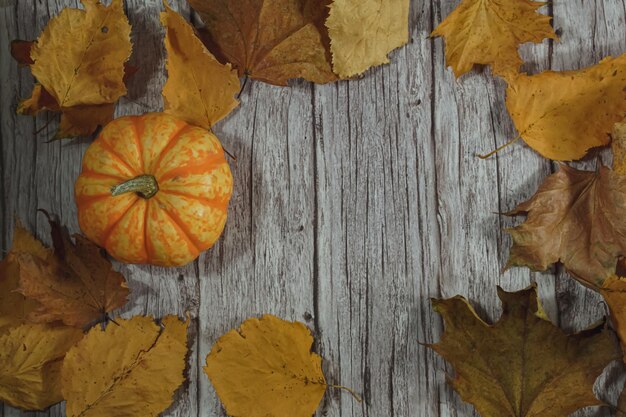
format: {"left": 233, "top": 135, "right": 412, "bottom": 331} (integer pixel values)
{"left": 430, "top": 285, "right": 619, "bottom": 417}
{"left": 189, "top": 0, "right": 336, "bottom": 86}
{"left": 506, "top": 165, "right": 626, "bottom": 286}
{"left": 14, "top": 212, "right": 129, "bottom": 329}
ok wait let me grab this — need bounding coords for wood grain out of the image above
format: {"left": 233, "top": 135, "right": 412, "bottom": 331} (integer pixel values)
{"left": 1, "top": 0, "right": 625, "bottom": 416}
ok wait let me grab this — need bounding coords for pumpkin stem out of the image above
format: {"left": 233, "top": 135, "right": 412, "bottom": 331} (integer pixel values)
{"left": 110, "top": 174, "right": 159, "bottom": 199}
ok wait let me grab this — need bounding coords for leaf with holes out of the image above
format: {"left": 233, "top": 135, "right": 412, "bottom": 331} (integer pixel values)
{"left": 13, "top": 0, "right": 133, "bottom": 139}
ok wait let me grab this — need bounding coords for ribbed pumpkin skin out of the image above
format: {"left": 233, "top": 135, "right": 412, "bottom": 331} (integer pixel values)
{"left": 75, "top": 112, "right": 233, "bottom": 267}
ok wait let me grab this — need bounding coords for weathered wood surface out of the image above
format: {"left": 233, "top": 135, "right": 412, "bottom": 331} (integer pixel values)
{"left": 1, "top": 0, "right": 625, "bottom": 416}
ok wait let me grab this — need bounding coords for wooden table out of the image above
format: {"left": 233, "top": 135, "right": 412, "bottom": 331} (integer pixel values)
{"left": 1, "top": 1, "right": 625, "bottom": 416}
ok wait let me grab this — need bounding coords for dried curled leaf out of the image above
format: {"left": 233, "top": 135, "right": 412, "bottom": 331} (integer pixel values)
{"left": 432, "top": 0, "right": 556, "bottom": 77}
{"left": 327, "top": 0, "right": 410, "bottom": 78}
{"left": 0, "top": 323, "right": 82, "bottom": 410}
{"left": 15, "top": 214, "right": 129, "bottom": 328}
{"left": 161, "top": 2, "right": 239, "bottom": 129}
{"left": 505, "top": 53, "right": 626, "bottom": 161}
{"left": 430, "top": 285, "right": 619, "bottom": 417}
{"left": 62, "top": 315, "right": 189, "bottom": 417}
{"left": 189, "top": 0, "right": 336, "bottom": 85}
{"left": 0, "top": 223, "right": 46, "bottom": 333}
{"left": 506, "top": 165, "right": 626, "bottom": 285}
{"left": 204, "top": 314, "right": 327, "bottom": 417}
{"left": 14, "top": 0, "right": 132, "bottom": 139}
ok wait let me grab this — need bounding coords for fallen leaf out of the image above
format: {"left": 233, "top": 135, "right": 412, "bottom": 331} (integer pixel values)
{"left": 506, "top": 165, "right": 626, "bottom": 285}
{"left": 62, "top": 315, "right": 189, "bottom": 417}
{"left": 10, "top": 39, "right": 34, "bottom": 66}
{"left": 326, "top": 0, "right": 410, "bottom": 78}
{"left": 189, "top": 0, "right": 336, "bottom": 85}
{"left": 14, "top": 0, "right": 132, "bottom": 139}
{"left": 15, "top": 213, "right": 129, "bottom": 328}
{"left": 204, "top": 314, "right": 327, "bottom": 417}
{"left": 0, "top": 323, "right": 82, "bottom": 410}
{"left": 430, "top": 285, "right": 619, "bottom": 417}
{"left": 505, "top": 53, "right": 626, "bottom": 161}
{"left": 17, "top": 84, "right": 59, "bottom": 115}
{"left": 55, "top": 103, "right": 116, "bottom": 140}
{"left": 612, "top": 119, "right": 626, "bottom": 176}
{"left": 161, "top": 2, "right": 239, "bottom": 129}
{"left": 431, "top": 0, "right": 556, "bottom": 77}
{"left": 0, "top": 223, "right": 47, "bottom": 333}
{"left": 30, "top": 0, "right": 131, "bottom": 107}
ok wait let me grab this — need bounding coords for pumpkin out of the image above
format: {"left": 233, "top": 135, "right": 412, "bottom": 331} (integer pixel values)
{"left": 75, "top": 112, "right": 233, "bottom": 267}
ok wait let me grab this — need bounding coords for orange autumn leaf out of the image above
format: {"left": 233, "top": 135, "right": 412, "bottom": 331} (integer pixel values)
{"left": 430, "top": 285, "right": 618, "bottom": 417}
{"left": 0, "top": 323, "right": 82, "bottom": 411}
{"left": 189, "top": 0, "right": 336, "bottom": 86}
{"left": 612, "top": 118, "right": 626, "bottom": 176}
{"left": 204, "top": 315, "right": 329, "bottom": 417}
{"left": 15, "top": 213, "right": 129, "bottom": 328}
{"left": 62, "top": 316, "right": 189, "bottom": 417}
{"left": 14, "top": 0, "right": 132, "bottom": 139}
{"left": 506, "top": 165, "right": 626, "bottom": 286}
{"left": 432, "top": 0, "right": 556, "bottom": 77}
{"left": 505, "top": 53, "right": 626, "bottom": 161}
{"left": 599, "top": 274, "right": 626, "bottom": 360}
{"left": 327, "top": 0, "right": 410, "bottom": 78}
{"left": 161, "top": 2, "right": 239, "bottom": 129}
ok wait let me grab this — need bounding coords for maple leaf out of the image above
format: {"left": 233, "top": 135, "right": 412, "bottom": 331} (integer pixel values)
{"left": 62, "top": 315, "right": 189, "bottom": 417}
{"left": 599, "top": 275, "right": 626, "bottom": 360}
{"left": 505, "top": 53, "right": 626, "bottom": 161}
{"left": 326, "top": 0, "right": 410, "bottom": 78}
{"left": 161, "top": 2, "right": 239, "bottom": 129}
{"left": 0, "top": 323, "right": 82, "bottom": 410}
{"left": 506, "top": 165, "right": 626, "bottom": 285}
{"left": 14, "top": 213, "right": 129, "bottom": 328}
{"left": 204, "top": 314, "right": 328, "bottom": 417}
{"left": 430, "top": 285, "right": 619, "bottom": 417}
{"left": 189, "top": 0, "right": 336, "bottom": 86}
{"left": 14, "top": 0, "right": 132, "bottom": 139}
{"left": 431, "top": 0, "right": 556, "bottom": 78}
{"left": 0, "top": 223, "right": 47, "bottom": 333}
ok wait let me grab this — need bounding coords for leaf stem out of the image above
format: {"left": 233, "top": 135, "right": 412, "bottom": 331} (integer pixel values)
{"left": 477, "top": 135, "right": 521, "bottom": 159}
{"left": 327, "top": 383, "right": 363, "bottom": 403}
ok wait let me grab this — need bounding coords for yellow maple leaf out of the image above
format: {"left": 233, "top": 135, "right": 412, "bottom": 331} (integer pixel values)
{"left": 188, "top": 0, "right": 336, "bottom": 86}
{"left": 204, "top": 314, "right": 327, "bottom": 417}
{"left": 0, "top": 223, "right": 47, "bottom": 333}
{"left": 432, "top": 0, "right": 556, "bottom": 77}
{"left": 161, "top": 2, "right": 239, "bottom": 129}
{"left": 326, "top": 0, "right": 410, "bottom": 78}
{"left": 0, "top": 323, "right": 82, "bottom": 410}
{"left": 14, "top": 213, "right": 129, "bottom": 328}
{"left": 30, "top": 0, "right": 131, "bottom": 107}
{"left": 62, "top": 315, "right": 189, "bottom": 417}
{"left": 505, "top": 53, "right": 626, "bottom": 161}
{"left": 430, "top": 285, "right": 619, "bottom": 417}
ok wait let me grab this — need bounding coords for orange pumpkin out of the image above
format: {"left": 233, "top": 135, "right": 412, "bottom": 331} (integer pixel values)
{"left": 75, "top": 112, "right": 233, "bottom": 267}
